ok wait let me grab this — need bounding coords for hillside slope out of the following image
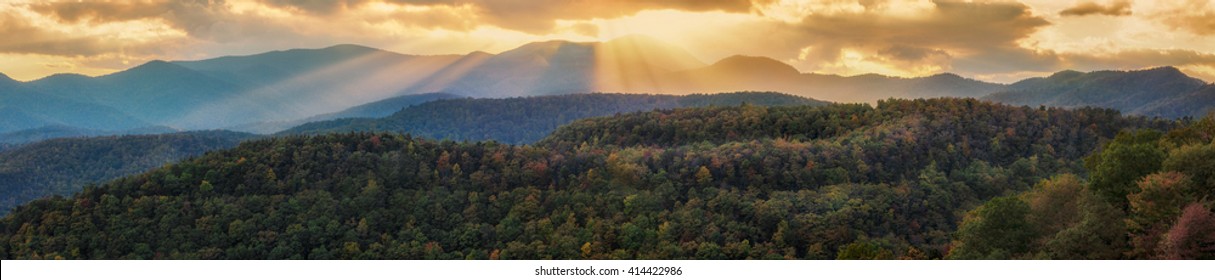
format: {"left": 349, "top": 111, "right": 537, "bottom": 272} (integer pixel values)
{"left": 280, "top": 92, "right": 827, "bottom": 144}
{"left": 0, "top": 98, "right": 1176, "bottom": 259}
{"left": 0, "top": 130, "right": 256, "bottom": 214}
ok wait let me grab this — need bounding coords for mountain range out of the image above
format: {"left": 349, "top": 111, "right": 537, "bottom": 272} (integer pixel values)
{"left": 1, "top": 35, "right": 1211, "bottom": 141}
{"left": 278, "top": 92, "right": 826, "bottom": 144}
{"left": 984, "top": 67, "right": 1212, "bottom": 119}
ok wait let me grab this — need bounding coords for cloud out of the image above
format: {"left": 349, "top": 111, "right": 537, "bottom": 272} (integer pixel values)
{"left": 459, "top": 0, "right": 759, "bottom": 33}
{"left": 28, "top": 1, "right": 169, "bottom": 23}
{"left": 0, "top": 13, "right": 121, "bottom": 56}
{"left": 1059, "top": 1, "right": 1132, "bottom": 17}
{"left": 1155, "top": 0, "right": 1215, "bottom": 35}
{"left": 27, "top": 1, "right": 257, "bottom": 43}
{"left": 257, "top": 0, "right": 758, "bottom": 33}
{"left": 1062, "top": 49, "right": 1215, "bottom": 70}
{"left": 780, "top": 0, "right": 1057, "bottom": 75}
{"left": 4, "top": 0, "right": 1214, "bottom": 84}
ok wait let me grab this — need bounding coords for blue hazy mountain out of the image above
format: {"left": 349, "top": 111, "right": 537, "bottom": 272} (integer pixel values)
{"left": 0, "top": 125, "right": 178, "bottom": 145}
{"left": 656, "top": 55, "right": 1007, "bottom": 103}
{"left": 983, "top": 67, "right": 1211, "bottom": 118}
{"left": 279, "top": 92, "right": 829, "bottom": 144}
{"left": 11, "top": 45, "right": 469, "bottom": 134}
{"left": 223, "top": 92, "right": 462, "bottom": 134}
{"left": 1, "top": 73, "right": 150, "bottom": 134}
{"left": 435, "top": 35, "right": 708, "bottom": 98}
{"left": 4, "top": 37, "right": 1213, "bottom": 139}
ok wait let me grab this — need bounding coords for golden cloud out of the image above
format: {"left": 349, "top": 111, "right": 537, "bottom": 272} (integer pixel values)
{"left": 255, "top": 0, "right": 759, "bottom": 33}
{"left": 1059, "top": 1, "right": 1132, "bottom": 17}
{"left": 1156, "top": 0, "right": 1215, "bottom": 35}
{"left": 781, "top": 0, "right": 1057, "bottom": 75}
{"left": 2, "top": 0, "right": 1213, "bottom": 83}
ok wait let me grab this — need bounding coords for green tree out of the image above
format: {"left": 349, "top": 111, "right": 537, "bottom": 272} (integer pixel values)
{"left": 836, "top": 240, "right": 894, "bottom": 260}
{"left": 1085, "top": 130, "right": 1166, "bottom": 208}
{"left": 949, "top": 196, "right": 1037, "bottom": 259}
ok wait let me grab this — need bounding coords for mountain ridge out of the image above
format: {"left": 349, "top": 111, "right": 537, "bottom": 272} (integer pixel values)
{"left": 984, "top": 66, "right": 1210, "bottom": 118}
{"left": 3, "top": 38, "right": 1212, "bottom": 139}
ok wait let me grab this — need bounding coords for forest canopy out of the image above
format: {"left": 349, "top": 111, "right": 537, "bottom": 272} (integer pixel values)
{"left": 3, "top": 98, "right": 1207, "bottom": 260}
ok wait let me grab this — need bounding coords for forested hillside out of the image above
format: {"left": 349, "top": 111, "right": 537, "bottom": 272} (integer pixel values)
{"left": 4, "top": 98, "right": 1193, "bottom": 260}
{"left": 1, "top": 125, "right": 178, "bottom": 145}
{"left": 281, "top": 92, "right": 826, "bottom": 144}
{"left": 949, "top": 115, "right": 1215, "bottom": 259}
{"left": 0, "top": 131, "right": 256, "bottom": 214}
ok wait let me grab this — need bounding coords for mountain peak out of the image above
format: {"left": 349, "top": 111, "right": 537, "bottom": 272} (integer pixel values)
{"left": 710, "top": 55, "right": 800, "bottom": 76}
{"left": 928, "top": 73, "right": 963, "bottom": 79}
{"left": 1048, "top": 69, "right": 1085, "bottom": 79}
{"left": 1140, "top": 66, "right": 1185, "bottom": 77}
{"left": 123, "top": 60, "right": 190, "bottom": 74}
{"left": 321, "top": 44, "right": 381, "bottom": 53}
{"left": 32, "top": 73, "right": 92, "bottom": 84}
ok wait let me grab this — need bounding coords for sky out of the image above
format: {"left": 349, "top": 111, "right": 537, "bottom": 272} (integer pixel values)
{"left": 1, "top": 0, "right": 1213, "bottom": 83}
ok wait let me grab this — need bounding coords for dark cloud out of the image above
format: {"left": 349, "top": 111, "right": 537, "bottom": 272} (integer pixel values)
{"left": 788, "top": 0, "right": 1057, "bottom": 74}
{"left": 878, "top": 45, "right": 951, "bottom": 63}
{"left": 1059, "top": 1, "right": 1133, "bottom": 17}
{"left": 28, "top": 1, "right": 169, "bottom": 23}
{"left": 443, "top": 0, "right": 758, "bottom": 33}
{"left": 258, "top": 0, "right": 758, "bottom": 33}
{"left": 261, "top": 0, "right": 364, "bottom": 14}
{"left": 1157, "top": 0, "right": 1215, "bottom": 35}
{"left": 27, "top": 0, "right": 734, "bottom": 37}
{"left": 27, "top": 0, "right": 345, "bottom": 45}
{"left": 0, "top": 13, "right": 113, "bottom": 56}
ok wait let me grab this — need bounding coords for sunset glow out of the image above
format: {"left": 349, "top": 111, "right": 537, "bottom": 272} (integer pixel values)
{"left": 2, "top": 0, "right": 1213, "bottom": 82}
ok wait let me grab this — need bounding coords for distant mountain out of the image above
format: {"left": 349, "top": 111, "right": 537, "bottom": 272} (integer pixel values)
{"left": 0, "top": 125, "right": 177, "bottom": 145}
{"left": 6, "top": 36, "right": 1212, "bottom": 136}
{"left": 983, "top": 67, "right": 1210, "bottom": 118}
{"left": 26, "top": 61, "right": 244, "bottom": 126}
{"left": 169, "top": 45, "right": 469, "bottom": 128}
{"left": 651, "top": 56, "right": 1007, "bottom": 103}
{"left": 306, "top": 92, "right": 463, "bottom": 120}
{"left": 656, "top": 55, "right": 803, "bottom": 93}
{"left": 223, "top": 92, "right": 461, "bottom": 134}
{"left": 13, "top": 45, "right": 471, "bottom": 131}
{"left": 437, "top": 35, "right": 707, "bottom": 97}
{"left": 0, "top": 130, "right": 256, "bottom": 214}
{"left": 280, "top": 92, "right": 827, "bottom": 144}
{"left": 1134, "top": 84, "right": 1215, "bottom": 118}
{"left": 0, "top": 73, "right": 150, "bottom": 134}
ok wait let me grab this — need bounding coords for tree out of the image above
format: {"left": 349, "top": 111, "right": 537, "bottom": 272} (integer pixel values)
{"left": 948, "top": 196, "right": 1037, "bottom": 259}
{"left": 1085, "top": 130, "right": 1166, "bottom": 208}
{"left": 1126, "top": 172, "right": 1195, "bottom": 258}
{"left": 1157, "top": 203, "right": 1215, "bottom": 259}
{"left": 1041, "top": 193, "right": 1126, "bottom": 259}
{"left": 1161, "top": 143, "right": 1215, "bottom": 196}
{"left": 836, "top": 240, "right": 894, "bottom": 260}
{"left": 695, "top": 166, "right": 713, "bottom": 187}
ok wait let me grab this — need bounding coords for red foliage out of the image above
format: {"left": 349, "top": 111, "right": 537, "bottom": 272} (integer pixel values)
{"left": 1158, "top": 203, "right": 1215, "bottom": 259}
